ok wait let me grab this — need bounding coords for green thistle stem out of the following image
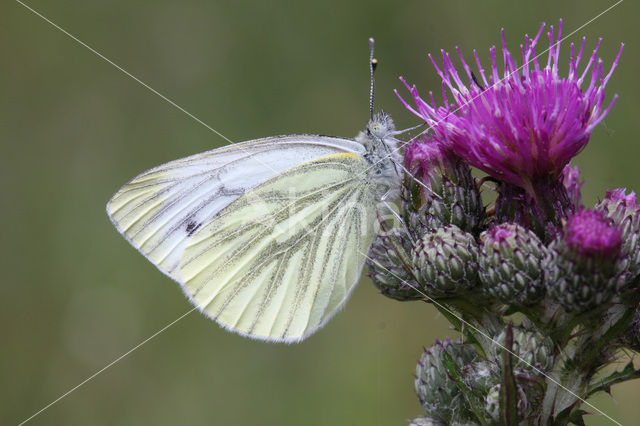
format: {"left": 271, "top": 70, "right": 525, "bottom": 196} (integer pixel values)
{"left": 499, "top": 324, "right": 519, "bottom": 425}
{"left": 431, "top": 302, "right": 488, "bottom": 359}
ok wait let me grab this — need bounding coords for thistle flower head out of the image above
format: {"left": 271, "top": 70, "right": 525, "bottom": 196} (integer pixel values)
{"left": 404, "top": 135, "right": 468, "bottom": 195}
{"left": 607, "top": 188, "right": 638, "bottom": 206}
{"left": 415, "top": 338, "right": 478, "bottom": 423}
{"left": 404, "top": 136, "right": 451, "bottom": 179}
{"left": 598, "top": 188, "right": 640, "bottom": 225}
{"left": 485, "top": 381, "right": 537, "bottom": 422}
{"left": 367, "top": 221, "right": 423, "bottom": 302}
{"left": 596, "top": 188, "right": 640, "bottom": 281}
{"left": 564, "top": 209, "right": 621, "bottom": 260}
{"left": 493, "top": 325, "right": 554, "bottom": 371}
{"left": 412, "top": 225, "right": 480, "bottom": 298}
{"left": 397, "top": 20, "right": 623, "bottom": 197}
{"left": 403, "top": 136, "right": 484, "bottom": 235}
{"left": 479, "top": 223, "right": 548, "bottom": 305}
{"left": 546, "top": 209, "right": 626, "bottom": 311}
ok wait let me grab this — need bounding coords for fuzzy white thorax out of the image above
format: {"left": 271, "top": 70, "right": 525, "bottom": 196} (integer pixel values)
{"left": 355, "top": 111, "right": 402, "bottom": 198}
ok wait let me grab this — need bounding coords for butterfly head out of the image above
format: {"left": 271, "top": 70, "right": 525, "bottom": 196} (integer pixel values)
{"left": 367, "top": 111, "right": 395, "bottom": 140}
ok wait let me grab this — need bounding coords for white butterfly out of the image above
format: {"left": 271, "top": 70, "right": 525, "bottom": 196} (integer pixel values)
{"left": 106, "top": 40, "right": 405, "bottom": 342}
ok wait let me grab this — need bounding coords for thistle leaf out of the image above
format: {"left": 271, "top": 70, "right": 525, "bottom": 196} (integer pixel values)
{"left": 568, "top": 409, "right": 589, "bottom": 425}
{"left": 586, "top": 360, "right": 640, "bottom": 398}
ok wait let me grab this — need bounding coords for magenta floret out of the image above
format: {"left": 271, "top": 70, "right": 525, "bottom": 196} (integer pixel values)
{"left": 565, "top": 209, "right": 621, "bottom": 259}
{"left": 397, "top": 20, "right": 623, "bottom": 196}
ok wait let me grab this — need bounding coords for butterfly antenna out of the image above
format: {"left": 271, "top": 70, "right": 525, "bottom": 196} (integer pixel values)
{"left": 368, "top": 37, "right": 377, "bottom": 122}
{"left": 391, "top": 122, "right": 427, "bottom": 137}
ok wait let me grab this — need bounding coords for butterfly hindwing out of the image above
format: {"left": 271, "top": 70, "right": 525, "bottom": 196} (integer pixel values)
{"left": 179, "top": 153, "right": 378, "bottom": 342}
{"left": 106, "top": 135, "right": 364, "bottom": 281}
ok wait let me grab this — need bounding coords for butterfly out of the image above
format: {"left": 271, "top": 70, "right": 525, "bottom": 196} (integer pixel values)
{"left": 106, "top": 39, "right": 406, "bottom": 342}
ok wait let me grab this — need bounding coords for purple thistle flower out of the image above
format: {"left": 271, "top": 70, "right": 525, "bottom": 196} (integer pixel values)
{"left": 397, "top": 20, "right": 623, "bottom": 200}
{"left": 564, "top": 209, "right": 621, "bottom": 260}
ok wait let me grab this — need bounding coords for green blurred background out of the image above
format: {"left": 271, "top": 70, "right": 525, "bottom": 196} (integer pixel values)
{"left": 3, "top": 0, "right": 639, "bottom": 424}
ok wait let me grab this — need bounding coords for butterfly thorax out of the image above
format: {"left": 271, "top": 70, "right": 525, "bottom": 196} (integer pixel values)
{"left": 355, "top": 111, "right": 402, "bottom": 197}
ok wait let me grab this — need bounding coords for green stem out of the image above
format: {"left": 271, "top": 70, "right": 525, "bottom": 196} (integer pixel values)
{"left": 500, "top": 323, "right": 519, "bottom": 426}
{"left": 431, "top": 302, "right": 488, "bottom": 359}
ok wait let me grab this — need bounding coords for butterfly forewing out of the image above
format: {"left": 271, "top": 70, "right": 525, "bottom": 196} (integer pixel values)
{"left": 106, "top": 135, "right": 364, "bottom": 281}
{"left": 179, "top": 153, "right": 378, "bottom": 342}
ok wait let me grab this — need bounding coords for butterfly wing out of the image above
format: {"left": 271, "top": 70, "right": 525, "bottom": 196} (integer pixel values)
{"left": 179, "top": 153, "right": 378, "bottom": 342}
{"left": 106, "top": 135, "right": 364, "bottom": 281}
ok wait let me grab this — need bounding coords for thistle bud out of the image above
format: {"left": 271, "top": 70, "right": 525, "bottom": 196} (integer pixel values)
{"left": 492, "top": 326, "right": 554, "bottom": 372}
{"left": 546, "top": 209, "right": 625, "bottom": 312}
{"left": 403, "top": 138, "right": 484, "bottom": 238}
{"left": 597, "top": 188, "right": 640, "bottom": 225}
{"left": 415, "top": 338, "right": 478, "bottom": 424}
{"left": 479, "top": 223, "right": 548, "bottom": 306}
{"left": 562, "top": 164, "right": 583, "bottom": 210}
{"left": 484, "top": 380, "right": 535, "bottom": 422}
{"left": 463, "top": 360, "right": 501, "bottom": 395}
{"left": 412, "top": 225, "right": 480, "bottom": 298}
{"left": 596, "top": 188, "right": 640, "bottom": 281}
{"left": 367, "top": 221, "right": 423, "bottom": 301}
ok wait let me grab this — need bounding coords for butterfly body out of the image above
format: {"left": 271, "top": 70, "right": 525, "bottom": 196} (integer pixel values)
{"left": 107, "top": 112, "right": 400, "bottom": 342}
{"left": 357, "top": 111, "right": 402, "bottom": 196}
